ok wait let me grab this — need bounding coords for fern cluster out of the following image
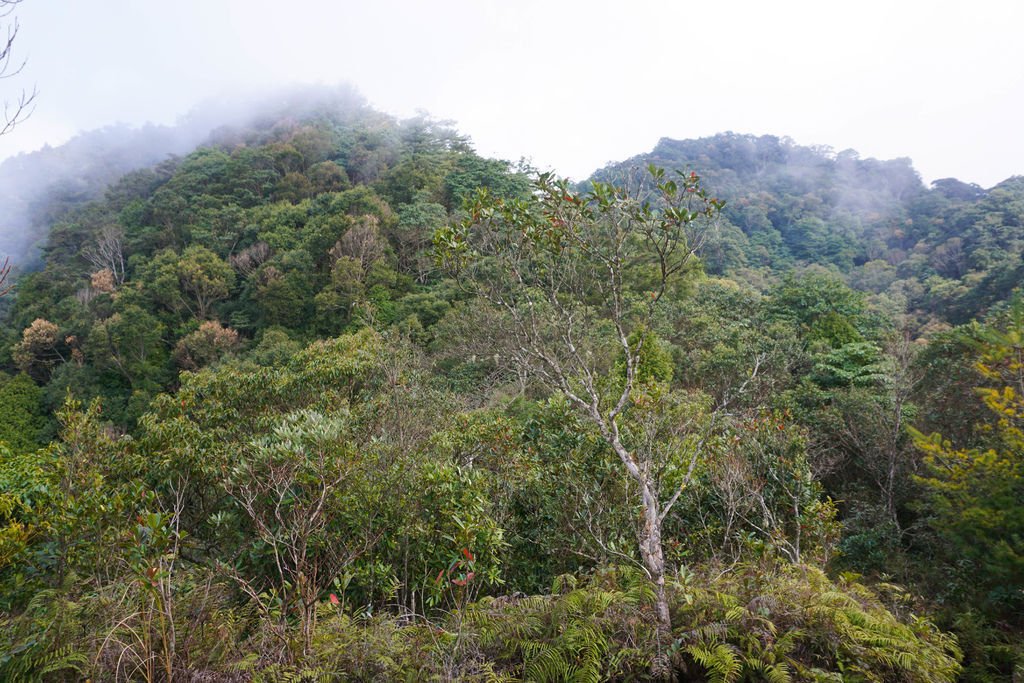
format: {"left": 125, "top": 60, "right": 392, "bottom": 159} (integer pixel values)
{"left": 673, "top": 562, "right": 962, "bottom": 682}
{"left": 1, "top": 561, "right": 964, "bottom": 681}
{"left": 0, "top": 588, "right": 87, "bottom": 682}
{"left": 463, "top": 567, "right": 656, "bottom": 681}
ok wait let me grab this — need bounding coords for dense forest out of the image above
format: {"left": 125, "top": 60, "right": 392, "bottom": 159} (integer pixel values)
{"left": 0, "top": 89, "right": 1021, "bottom": 681}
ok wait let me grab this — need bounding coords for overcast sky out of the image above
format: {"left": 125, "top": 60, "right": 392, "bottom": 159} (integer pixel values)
{"left": 1, "top": 0, "right": 1021, "bottom": 186}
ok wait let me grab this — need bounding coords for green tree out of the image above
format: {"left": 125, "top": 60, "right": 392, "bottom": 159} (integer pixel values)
{"left": 394, "top": 196, "right": 448, "bottom": 281}
{"left": 769, "top": 271, "right": 871, "bottom": 348}
{"left": 174, "top": 245, "right": 235, "bottom": 319}
{"left": 443, "top": 154, "right": 529, "bottom": 210}
{"left": 85, "top": 303, "right": 167, "bottom": 390}
{"left": 436, "top": 166, "right": 723, "bottom": 677}
{"left": 0, "top": 372, "right": 46, "bottom": 452}
{"left": 142, "top": 246, "right": 235, "bottom": 320}
{"left": 221, "top": 409, "right": 378, "bottom": 660}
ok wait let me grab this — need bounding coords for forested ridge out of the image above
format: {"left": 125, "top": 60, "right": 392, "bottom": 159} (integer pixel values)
{"left": 0, "top": 91, "right": 1021, "bottom": 681}
{"left": 596, "top": 135, "right": 1024, "bottom": 328}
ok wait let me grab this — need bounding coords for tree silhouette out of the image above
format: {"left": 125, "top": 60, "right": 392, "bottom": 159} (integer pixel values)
{"left": 0, "top": 0, "right": 36, "bottom": 136}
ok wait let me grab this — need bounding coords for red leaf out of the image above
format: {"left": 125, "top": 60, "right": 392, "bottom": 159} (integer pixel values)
{"left": 329, "top": 593, "right": 340, "bottom": 606}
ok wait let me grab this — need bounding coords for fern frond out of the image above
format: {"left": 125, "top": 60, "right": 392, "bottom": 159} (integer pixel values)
{"left": 686, "top": 643, "right": 741, "bottom": 683}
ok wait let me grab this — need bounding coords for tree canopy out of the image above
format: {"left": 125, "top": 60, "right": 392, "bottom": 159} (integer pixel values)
{"left": 0, "top": 97, "right": 1020, "bottom": 681}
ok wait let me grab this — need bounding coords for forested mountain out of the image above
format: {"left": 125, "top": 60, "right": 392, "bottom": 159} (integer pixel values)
{"left": 0, "top": 95, "right": 1021, "bottom": 681}
{"left": 595, "top": 134, "right": 1024, "bottom": 328}
{"left": 0, "top": 85, "right": 379, "bottom": 270}
{"left": 0, "top": 89, "right": 528, "bottom": 427}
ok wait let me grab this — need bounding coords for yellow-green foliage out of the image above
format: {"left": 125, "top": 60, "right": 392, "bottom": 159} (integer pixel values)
{"left": 912, "top": 297, "right": 1024, "bottom": 618}
{"left": 675, "top": 563, "right": 962, "bottom": 682}
{"left": 305, "top": 612, "right": 438, "bottom": 681}
{"left": 0, "top": 373, "right": 47, "bottom": 453}
{"left": 0, "top": 443, "right": 38, "bottom": 572}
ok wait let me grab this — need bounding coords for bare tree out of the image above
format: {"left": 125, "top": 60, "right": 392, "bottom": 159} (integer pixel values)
{"left": 0, "top": 254, "right": 12, "bottom": 295}
{"left": 333, "top": 215, "right": 385, "bottom": 275}
{"left": 228, "top": 240, "right": 272, "bottom": 278}
{"left": 0, "top": 0, "right": 36, "bottom": 136}
{"left": 83, "top": 225, "right": 128, "bottom": 286}
{"left": 437, "top": 166, "right": 724, "bottom": 679}
{"left": 710, "top": 450, "right": 758, "bottom": 561}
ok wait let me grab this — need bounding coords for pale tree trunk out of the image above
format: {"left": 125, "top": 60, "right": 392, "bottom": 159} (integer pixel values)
{"left": 608, "top": 432, "right": 674, "bottom": 680}
{"left": 640, "top": 481, "right": 673, "bottom": 680}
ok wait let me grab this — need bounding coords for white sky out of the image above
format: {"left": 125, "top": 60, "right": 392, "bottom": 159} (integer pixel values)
{"left": 1, "top": 0, "right": 1021, "bottom": 186}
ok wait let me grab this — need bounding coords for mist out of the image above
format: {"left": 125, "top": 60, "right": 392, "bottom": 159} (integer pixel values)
{"left": 0, "top": 84, "right": 371, "bottom": 266}
{"left": 0, "top": 1, "right": 1021, "bottom": 269}
{"left": 1, "top": 0, "right": 1021, "bottom": 189}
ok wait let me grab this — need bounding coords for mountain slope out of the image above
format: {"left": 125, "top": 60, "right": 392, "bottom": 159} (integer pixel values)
{"left": 592, "top": 133, "right": 1024, "bottom": 325}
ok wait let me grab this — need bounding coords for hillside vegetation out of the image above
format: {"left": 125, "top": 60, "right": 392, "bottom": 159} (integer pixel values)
{"left": 596, "top": 134, "right": 1024, "bottom": 328}
{"left": 0, "top": 93, "right": 1021, "bottom": 681}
